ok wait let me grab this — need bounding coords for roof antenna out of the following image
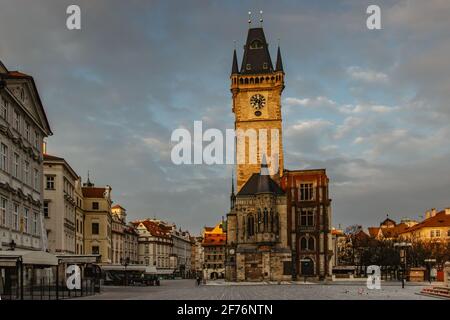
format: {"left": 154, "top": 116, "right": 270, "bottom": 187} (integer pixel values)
{"left": 233, "top": 40, "right": 237, "bottom": 50}
{"left": 259, "top": 10, "right": 263, "bottom": 27}
{"left": 248, "top": 11, "right": 252, "bottom": 27}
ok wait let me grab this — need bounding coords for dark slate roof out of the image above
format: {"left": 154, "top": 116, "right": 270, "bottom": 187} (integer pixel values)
{"left": 231, "top": 49, "right": 239, "bottom": 74}
{"left": 275, "top": 46, "right": 283, "bottom": 72}
{"left": 240, "top": 27, "right": 274, "bottom": 74}
{"left": 237, "top": 172, "right": 284, "bottom": 196}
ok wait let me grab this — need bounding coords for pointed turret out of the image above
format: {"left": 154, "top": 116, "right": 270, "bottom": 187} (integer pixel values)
{"left": 230, "top": 172, "right": 236, "bottom": 210}
{"left": 231, "top": 49, "right": 239, "bottom": 75}
{"left": 275, "top": 46, "right": 283, "bottom": 72}
{"left": 240, "top": 27, "right": 273, "bottom": 74}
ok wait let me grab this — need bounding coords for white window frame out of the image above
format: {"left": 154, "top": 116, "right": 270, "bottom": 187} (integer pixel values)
{"left": 0, "top": 97, "right": 7, "bottom": 119}
{"left": 23, "top": 207, "right": 29, "bottom": 233}
{"left": 25, "top": 122, "right": 30, "bottom": 141}
{"left": 13, "top": 152, "right": 20, "bottom": 179}
{"left": 13, "top": 203, "right": 19, "bottom": 230}
{"left": 24, "top": 160, "right": 30, "bottom": 185}
{"left": 0, "top": 143, "right": 7, "bottom": 172}
{"left": 0, "top": 197, "right": 7, "bottom": 227}
{"left": 33, "top": 211, "right": 38, "bottom": 235}
{"left": 34, "top": 168, "right": 39, "bottom": 189}
{"left": 13, "top": 109, "right": 20, "bottom": 131}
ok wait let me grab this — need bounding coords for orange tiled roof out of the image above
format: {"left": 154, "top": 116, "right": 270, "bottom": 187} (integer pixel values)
{"left": 82, "top": 187, "right": 106, "bottom": 198}
{"left": 400, "top": 211, "right": 450, "bottom": 234}
{"left": 112, "top": 204, "right": 125, "bottom": 210}
{"left": 132, "top": 220, "right": 171, "bottom": 239}
{"left": 368, "top": 227, "right": 380, "bottom": 238}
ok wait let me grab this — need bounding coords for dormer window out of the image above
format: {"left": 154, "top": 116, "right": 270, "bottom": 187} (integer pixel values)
{"left": 263, "top": 62, "right": 268, "bottom": 69}
{"left": 250, "top": 40, "right": 263, "bottom": 49}
{"left": 246, "top": 64, "right": 251, "bottom": 70}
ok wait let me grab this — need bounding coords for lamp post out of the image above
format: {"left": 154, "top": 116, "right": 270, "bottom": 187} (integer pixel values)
{"left": 394, "top": 242, "right": 412, "bottom": 288}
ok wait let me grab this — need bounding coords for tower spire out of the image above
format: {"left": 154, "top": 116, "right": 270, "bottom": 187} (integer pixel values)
{"left": 259, "top": 10, "right": 263, "bottom": 27}
{"left": 276, "top": 44, "right": 284, "bottom": 72}
{"left": 231, "top": 46, "right": 239, "bottom": 75}
{"left": 230, "top": 171, "right": 236, "bottom": 210}
{"left": 248, "top": 11, "right": 252, "bottom": 27}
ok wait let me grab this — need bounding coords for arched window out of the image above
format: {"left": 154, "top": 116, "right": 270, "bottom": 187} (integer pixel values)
{"left": 239, "top": 78, "right": 243, "bottom": 85}
{"left": 250, "top": 78, "right": 254, "bottom": 84}
{"left": 263, "top": 208, "right": 268, "bottom": 232}
{"left": 270, "top": 210, "right": 274, "bottom": 232}
{"left": 245, "top": 78, "right": 249, "bottom": 84}
{"left": 255, "top": 78, "right": 259, "bottom": 84}
{"left": 257, "top": 209, "right": 262, "bottom": 233}
{"left": 250, "top": 39, "right": 263, "bottom": 49}
{"left": 274, "top": 213, "right": 279, "bottom": 234}
{"left": 300, "top": 237, "right": 307, "bottom": 250}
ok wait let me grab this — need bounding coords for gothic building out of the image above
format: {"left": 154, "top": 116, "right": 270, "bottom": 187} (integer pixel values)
{"left": 225, "top": 23, "right": 332, "bottom": 281}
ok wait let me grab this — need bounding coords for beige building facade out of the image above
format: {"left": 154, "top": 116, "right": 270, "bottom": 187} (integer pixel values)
{"left": 111, "top": 204, "right": 126, "bottom": 264}
{"left": 82, "top": 179, "right": 112, "bottom": 264}
{"left": 133, "top": 219, "right": 173, "bottom": 273}
{"left": 43, "top": 154, "right": 78, "bottom": 254}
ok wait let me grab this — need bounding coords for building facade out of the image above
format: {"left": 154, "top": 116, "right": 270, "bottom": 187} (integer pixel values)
{"left": 280, "top": 169, "right": 333, "bottom": 278}
{"left": 111, "top": 204, "right": 126, "bottom": 264}
{"left": 202, "top": 222, "right": 226, "bottom": 280}
{"left": 124, "top": 224, "right": 139, "bottom": 264}
{"left": 82, "top": 179, "right": 112, "bottom": 264}
{"left": 133, "top": 219, "right": 173, "bottom": 274}
{"left": 43, "top": 154, "right": 78, "bottom": 254}
{"left": 191, "top": 236, "right": 204, "bottom": 277}
{"left": 0, "top": 61, "right": 52, "bottom": 251}
{"left": 74, "top": 178, "right": 84, "bottom": 254}
{"left": 168, "top": 224, "right": 192, "bottom": 278}
{"left": 399, "top": 208, "right": 450, "bottom": 242}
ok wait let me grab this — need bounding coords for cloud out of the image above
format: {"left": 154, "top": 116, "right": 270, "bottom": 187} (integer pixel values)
{"left": 346, "top": 66, "right": 389, "bottom": 84}
{"left": 1, "top": 0, "right": 449, "bottom": 233}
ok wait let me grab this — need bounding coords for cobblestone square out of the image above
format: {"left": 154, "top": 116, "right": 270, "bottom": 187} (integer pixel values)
{"left": 75, "top": 279, "right": 439, "bottom": 300}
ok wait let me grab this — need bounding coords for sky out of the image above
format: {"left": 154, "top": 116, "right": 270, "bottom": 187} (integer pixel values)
{"left": 1, "top": 0, "right": 449, "bottom": 234}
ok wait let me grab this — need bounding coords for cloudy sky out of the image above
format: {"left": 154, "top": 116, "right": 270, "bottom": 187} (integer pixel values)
{"left": 1, "top": 0, "right": 449, "bottom": 234}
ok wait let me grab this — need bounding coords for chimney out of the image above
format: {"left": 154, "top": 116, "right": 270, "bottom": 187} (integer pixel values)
{"left": 445, "top": 208, "right": 450, "bottom": 215}
{"left": 431, "top": 208, "right": 437, "bottom": 217}
{"left": 425, "top": 210, "right": 431, "bottom": 219}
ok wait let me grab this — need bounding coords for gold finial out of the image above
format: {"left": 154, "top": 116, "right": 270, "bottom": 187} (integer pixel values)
{"left": 248, "top": 11, "right": 252, "bottom": 26}
{"left": 259, "top": 10, "right": 263, "bottom": 27}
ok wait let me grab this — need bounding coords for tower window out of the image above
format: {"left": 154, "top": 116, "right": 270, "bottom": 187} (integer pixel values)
{"left": 263, "top": 62, "right": 268, "bottom": 69}
{"left": 250, "top": 40, "right": 263, "bottom": 49}
{"left": 246, "top": 64, "right": 251, "bottom": 70}
{"left": 300, "top": 208, "right": 314, "bottom": 226}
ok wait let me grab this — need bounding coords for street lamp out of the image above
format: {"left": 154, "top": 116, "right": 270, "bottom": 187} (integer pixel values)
{"left": 394, "top": 242, "right": 412, "bottom": 288}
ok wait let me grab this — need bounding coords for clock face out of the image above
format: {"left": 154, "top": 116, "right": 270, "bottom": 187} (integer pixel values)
{"left": 250, "top": 94, "right": 266, "bottom": 110}
{"left": 229, "top": 249, "right": 235, "bottom": 255}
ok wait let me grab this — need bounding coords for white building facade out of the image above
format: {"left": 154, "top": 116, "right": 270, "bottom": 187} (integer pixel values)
{"left": 0, "top": 61, "right": 52, "bottom": 251}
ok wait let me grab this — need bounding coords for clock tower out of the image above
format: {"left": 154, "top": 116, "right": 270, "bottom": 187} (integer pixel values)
{"left": 230, "top": 26, "right": 285, "bottom": 191}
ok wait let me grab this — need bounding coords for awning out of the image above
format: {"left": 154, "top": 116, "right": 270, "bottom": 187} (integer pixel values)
{"left": 0, "top": 250, "right": 59, "bottom": 266}
{"left": 57, "top": 254, "right": 101, "bottom": 264}
{"left": 156, "top": 268, "right": 175, "bottom": 275}
{"left": 145, "top": 266, "right": 158, "bottom": 274}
